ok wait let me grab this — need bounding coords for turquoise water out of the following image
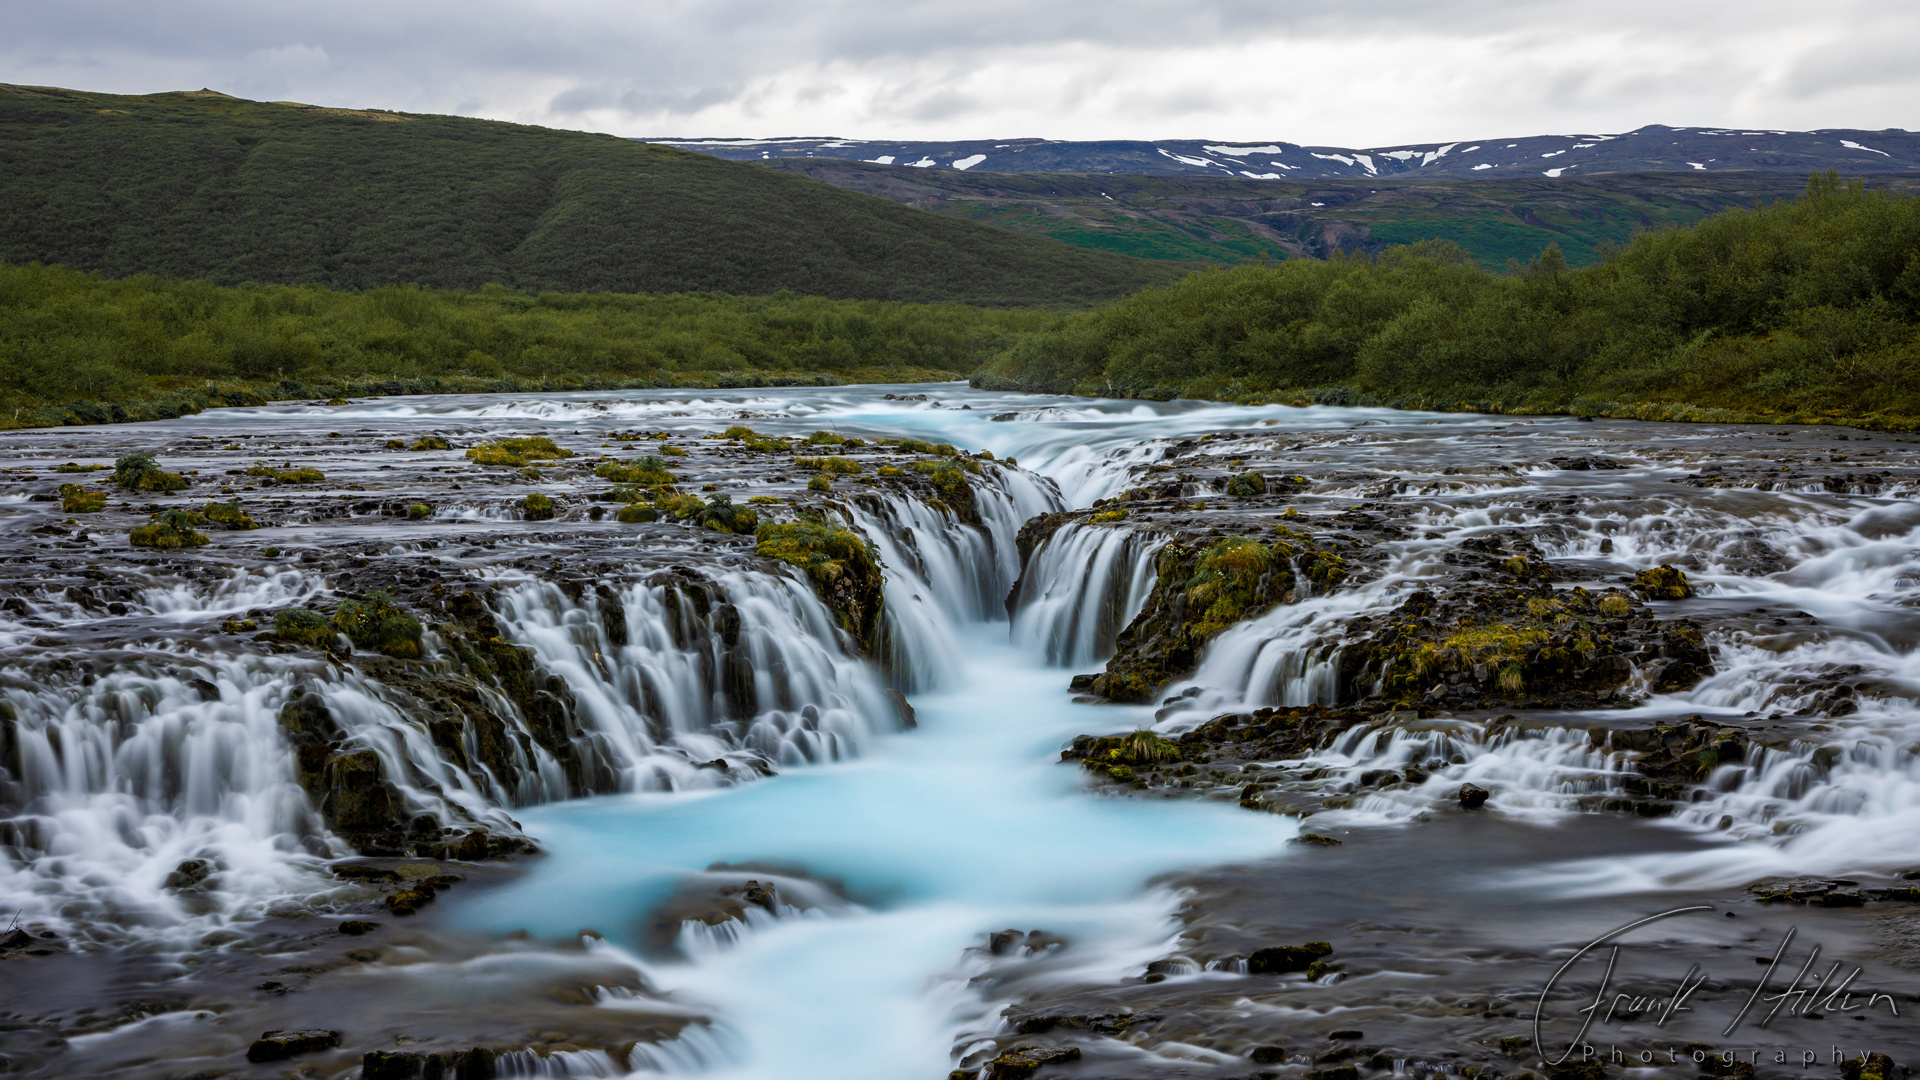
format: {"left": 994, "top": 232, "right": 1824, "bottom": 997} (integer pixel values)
{"left": 451, "top": 628, "right": 1296, "bottom": 1076}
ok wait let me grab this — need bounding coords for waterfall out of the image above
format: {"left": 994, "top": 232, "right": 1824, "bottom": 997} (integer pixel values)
{"left": 0, "top": 563, "right": 900, "bottom": 939}
{"left": 1007, "top": 521, "right": 1165, "bottom": 669}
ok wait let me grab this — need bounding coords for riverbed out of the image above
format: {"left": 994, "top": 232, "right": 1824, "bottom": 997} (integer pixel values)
{"left": 1, "top": 384, "right": 1917, "bottom": 1078}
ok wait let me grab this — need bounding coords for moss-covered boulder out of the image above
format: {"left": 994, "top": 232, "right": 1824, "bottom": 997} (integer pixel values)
{"left": 755, "top": 519, "right": 884, "bottom": 649}
{"left": 129, "top": 509, "right": 210, "bottom": 549}
{"left": 274, "top": 608, "right": 335, "bottom": 648}
{"left": 1227, "top": 470, "right": 1267, "bottom": 497}
{"left": 1088, "top": 531, "right": 1347, "bottom": 702}
{"left": 58, "top": 484, "right": 106, "bottom": 513}
{"left": 466, "top": 437, "right": 572, "bottom": 467}
{"left": 332, "top": 592, "right": 424, "bottom": 659}
{"left": 522, "top": 492, "right": 555, "bottom": 521}
{"left": 1630, "top": 565, "right": 1695, "bottom": 600}
{"left": 700, "top": 494, "right": 758, "bottom": 535}
{"left": 594, "top": 456, "right": 675, "bottom": 484}
{"left": 616, "top": 504, "right": 658, "bottom": 523}
{"left": 202, "top": 501, "right": 259, "bottom": 529}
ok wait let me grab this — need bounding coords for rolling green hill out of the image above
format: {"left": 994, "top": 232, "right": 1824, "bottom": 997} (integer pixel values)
{"left": 0, "top": 85, "right": 1177, "bottom": 307}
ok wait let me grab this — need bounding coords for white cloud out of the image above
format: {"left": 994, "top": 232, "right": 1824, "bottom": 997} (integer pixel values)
{"left": 0, "top": 0, "right": 1913, "bottom": 143}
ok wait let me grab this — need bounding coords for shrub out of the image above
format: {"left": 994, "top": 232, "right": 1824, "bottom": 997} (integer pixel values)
{"left": 202, "top": 501, "right": 259, "bottom": 529}
{"left": 112, "top": 452, "right": 160, "bottom": 488}
{"left": 522, "top": 493, "right": 555, "bottom": 520}
{"left": 273, "top": 608, "right": 334, "bottom": 648}
{"left": 129, "top": 509, "right": 210, "bottom": 549}
{"left": 331, "top": 592, "right": 424, "bottom": 659}
{"left": 59, "top": 484, "right": 106, "bottom": 513}
{"left": 616, "top": 504, "right": 658, "bottom": 523}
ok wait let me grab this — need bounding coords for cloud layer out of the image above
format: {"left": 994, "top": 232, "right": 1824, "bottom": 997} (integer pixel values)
{"left": 3, "top": 0, "right": 1913, "bottom": 144}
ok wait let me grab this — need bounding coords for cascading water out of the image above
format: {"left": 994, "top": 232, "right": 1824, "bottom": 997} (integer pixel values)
{"left": 5, "top": 383, "right": 1920, "bottom": 1077}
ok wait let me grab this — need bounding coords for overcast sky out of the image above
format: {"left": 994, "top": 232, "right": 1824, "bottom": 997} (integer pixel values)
{"left": 3, "top": 0, "right": 1912, "bottom": 146}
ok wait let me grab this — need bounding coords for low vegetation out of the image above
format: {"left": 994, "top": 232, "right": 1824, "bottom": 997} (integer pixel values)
{"left": 976, "top": 174, "right": 1920, "bottom": 427}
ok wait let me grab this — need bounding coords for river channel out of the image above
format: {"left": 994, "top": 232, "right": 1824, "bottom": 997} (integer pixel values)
{"left": 2, "top": 384, "right": 1918, "bottom": 1078}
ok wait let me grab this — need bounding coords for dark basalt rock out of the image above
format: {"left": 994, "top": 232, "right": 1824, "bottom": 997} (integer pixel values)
{"left": 1248, "top": 941, "right": 1334, "bottom": 974}
{"left": 245, "top": 1028, "right": 341, "bottom": 1062}
{"left": 982, "top": 1044, "right": 1083, "bottom": 1080}
{"left": 1458, "top": 784, "right": 1490, "bottom": 809}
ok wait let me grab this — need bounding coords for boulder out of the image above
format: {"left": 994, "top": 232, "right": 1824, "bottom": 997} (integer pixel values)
{"left": 245, "top": 1029, "right": 341, "bottom": 1062}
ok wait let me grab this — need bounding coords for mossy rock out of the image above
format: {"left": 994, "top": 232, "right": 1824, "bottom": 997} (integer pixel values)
{"left": 129, "top": 509, "right": 210, "bottom": 549}
{"left": 594, "top": 456, "right": 675, "bottom": 484}
{"left": 616, "top": 504, "right": 658, "bottom": 523}
{"left": 1630, "top": 565, "right": 1694, "bottom": 600}
{"left": 722, "top": 425, "right": 758, "bottom": 440}
{"left": 700, "top": 494, "right": 758, "bottom": 535}
{"left": 796, "top": 455, "right": 861, "bottom": 474}
{"left": 409, "top": 436, "right": 451, "bottom": 451}
{"left": 274, "top": 608, "right": 334, "bottom": 648}
{"left": 877, "top": 465, "right": 903, "bottom": 478}
{"left": 466, "top": 437, "right": 571, "bottom": 467}
{"left": 660, "top": 493, "right": 707, "bottom": 519}
{"left": 331, "top": 592, "right": 424, "bottom": 659}
{"left": 203, "top": 501, "right": 259, "bottom": 529}
{"left": 743, "top": 438, "right": 790, "bottom": 452}
{"left": 1089, "top": 508, "right": 1128, "bottom": 523}
{"left": 133, "top": 469, "right": 189, "bottom": 492}
{"left": 522, "top": 493, "right": 555, "bottom": 521}
{"left": 807, "top": 475, "right": 833, "bottom": 492}
{"left": 58, "top": 484, "right": 106, "bottom": 513}
{"left": 406, "top": 504, "right": 431, "bottom": 520}
{"left": 755, "top": 519, "right": 884, "bottom": 649}
{"left": 1227, "top": 470, "right": 1267, "bottom": 497}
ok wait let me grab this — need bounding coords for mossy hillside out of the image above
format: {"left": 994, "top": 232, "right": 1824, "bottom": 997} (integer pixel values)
{"left": 754, "top": 519, "right": 884, "bottom": 649}
{"left": 0, "top": 85, "right": 1175, "bottom": 306}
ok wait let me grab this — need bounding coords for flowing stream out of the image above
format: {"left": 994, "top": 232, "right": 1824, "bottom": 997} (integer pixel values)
{"left": 2, "top": 384, "right": 1919, "bottom": 1077}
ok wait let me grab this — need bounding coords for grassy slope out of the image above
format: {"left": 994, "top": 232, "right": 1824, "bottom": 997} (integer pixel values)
{"left": 761, "top": 160, "right": 1920, "bottom": 270}
{"left": 0, "top": 85, "right": 1177, "bottom": 307}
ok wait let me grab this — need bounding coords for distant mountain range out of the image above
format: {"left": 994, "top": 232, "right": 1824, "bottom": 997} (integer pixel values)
{"left": 645, "top": 126, "right": 1920, "bottom": 179}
